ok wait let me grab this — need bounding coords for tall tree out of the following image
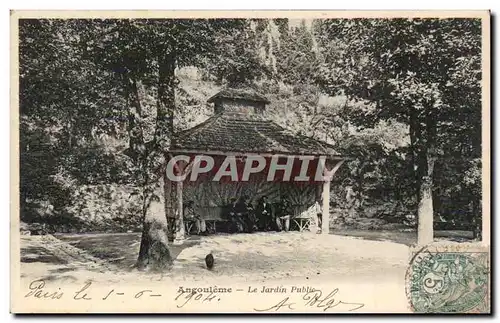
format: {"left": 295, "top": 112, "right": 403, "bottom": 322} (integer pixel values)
{"left": 202, "top": 19, "right": 270, "bottom": 87}
{"left": 84, "top": 18, "right": 250, "bottom": 269}
{"left": 276, "top": 20, "right": 320, "bottom": 85}
{"left": 19, "top": 19, "right": 126, "bottom": 221}
{"left": 315, "top": 18, "right": 482, "bottom": 245}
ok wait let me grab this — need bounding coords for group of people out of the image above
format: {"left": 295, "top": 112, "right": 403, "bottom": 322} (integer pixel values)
{"left": 182, "top": 195, "right": 324, "bottom": 235}
{"left": 222, "top": 195, "right": 292, "bottom": 233}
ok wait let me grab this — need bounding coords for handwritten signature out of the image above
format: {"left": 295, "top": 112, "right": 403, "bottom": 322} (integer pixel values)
{"left": 254, "top": 289, "right": 365, "bottom": 312}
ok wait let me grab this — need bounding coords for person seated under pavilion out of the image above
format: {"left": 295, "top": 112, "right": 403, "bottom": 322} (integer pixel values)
{"left": 183, "top": 200, "right": 207, "bottom": 235}
{"left": 256, "top": 195, "right": 273, "bottom": 231}
{"left": 227, "top": 196, "right": 256, "bottom": 233}
{"left": 275, "top": 197, "right": 291, "bottom": 232}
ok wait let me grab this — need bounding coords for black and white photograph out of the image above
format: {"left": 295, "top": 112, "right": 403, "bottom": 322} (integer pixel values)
{"left": 10, "top": 10, "right": 491, "bottom": 314}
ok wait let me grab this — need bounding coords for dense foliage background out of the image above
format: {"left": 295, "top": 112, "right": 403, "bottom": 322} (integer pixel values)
{"left": 19, "top": 18, "right": 482, "bottom": 235}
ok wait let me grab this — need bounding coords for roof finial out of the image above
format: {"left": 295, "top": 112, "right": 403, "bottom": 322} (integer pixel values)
{"left": 208, "top": 87, "right": 270, "bottom": 115}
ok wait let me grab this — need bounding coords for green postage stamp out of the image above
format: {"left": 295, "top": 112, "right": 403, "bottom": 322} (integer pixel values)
{"left": 406, "top": 245, "right": 490, "bottom": 313}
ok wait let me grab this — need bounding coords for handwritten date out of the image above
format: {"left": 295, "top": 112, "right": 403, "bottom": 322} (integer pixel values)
{"left": 175, "top": 290, "right": 221, "bottom": 308}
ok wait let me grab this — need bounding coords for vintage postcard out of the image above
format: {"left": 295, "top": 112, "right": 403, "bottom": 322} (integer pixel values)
{"left": 10, "top": 10, "right": 491, "bottom": 314}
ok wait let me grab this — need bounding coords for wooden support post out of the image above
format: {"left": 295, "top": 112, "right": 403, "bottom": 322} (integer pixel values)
{"left": 164, "top": 172, "right": 173, "bottom": 242}
{"left": 322, "top": 179, "right": 331, "bottom": 234}
{"left": 319, "top": 159, "right": 345, "bottom": 235}
{"left": 173, "top": 179, "right": 185, "bottom": 244}
{"left": 172, "top": 159, "right": 188, "bottom": 245}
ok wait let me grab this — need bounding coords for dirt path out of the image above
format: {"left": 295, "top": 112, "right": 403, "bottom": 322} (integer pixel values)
{"left": 167, "top": 231, "right": 408, "bottom": 283}
{"left": 20, "top": 231, "right": 409, "bottom": 286}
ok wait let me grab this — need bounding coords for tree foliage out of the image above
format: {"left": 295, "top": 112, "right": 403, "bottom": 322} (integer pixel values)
{"left": 314, "top": 18, "right": 482, "bottom": 239}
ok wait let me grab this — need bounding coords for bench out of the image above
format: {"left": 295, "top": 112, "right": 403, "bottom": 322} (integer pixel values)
{"left": 169, "top": 206, "right": 232, "bottom": 235}
{"left": 204, "top": 218, "right": 231, "bottom": 233}
{"left": 288, "top": 204, "right": 315, "bottom": 232}
{"left": 184, "top": 219, "right": 198, "bottom": 235}
{"left": 201, "top": 205, "right": 238, "bottom": 233}
{"left": 166, "top": 217, "right": 199, "bottom": 235}
{"left": 293, "top": 217, "right": 312, "bottom": 232}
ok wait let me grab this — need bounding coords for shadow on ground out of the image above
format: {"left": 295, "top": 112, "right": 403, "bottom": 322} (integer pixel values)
{"left": 22, "top": 229, "right": 475, "bottom": 270}
{"left": 21, "top": 246, "right": 68, "bottom": 265}
{"left": 332, "top": 229, "right": 474, "bottom": 245}
{"left": 54, "top": 233, "right": 201, "bottom": 270}
{"left": 19, "top": 229, "right": 475, "bottom": 284}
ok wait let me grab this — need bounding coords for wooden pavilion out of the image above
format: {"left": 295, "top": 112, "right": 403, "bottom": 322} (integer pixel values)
{"left": 166, "top": 88, "right": 347, "bottom": 244}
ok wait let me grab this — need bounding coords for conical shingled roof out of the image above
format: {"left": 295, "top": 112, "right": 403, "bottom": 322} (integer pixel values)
{"left": 171, "top": 113, "right": 341, "bottom": 156}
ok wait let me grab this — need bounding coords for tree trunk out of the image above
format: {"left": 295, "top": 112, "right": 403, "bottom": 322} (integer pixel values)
{"left": 121, "top": 71, "right": 172, "bottom": 270}
{"left": 129, "top": 46, "right": 179, "bottom": 268}
{"left": 156, "top": 51, "right": 178, "bottom": 233}
{"left": 164, "top": 162, "right": 174, "bottom": 242}
{"left": 471, "top": 201, "right": 477, "bottom": 240}
{"left": 409, "top": 105, "right": 421, "bottom": 229}
{"left": 136, "top": 179, "right": 172, "bottom": 270}
{"left": 156, "top": 51, "right": 176, "bottom": 150}
{"left": 123, "top": 73, "right": 146, "bottom": 162}
{"left": 471, "top": 198, "right": 481, "bottom": 240}
{"left": 414, "top": 109, "right": 437, "bottom": 246}
{"left": 417, "top": 152, "right": 435, "bottom": 245}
